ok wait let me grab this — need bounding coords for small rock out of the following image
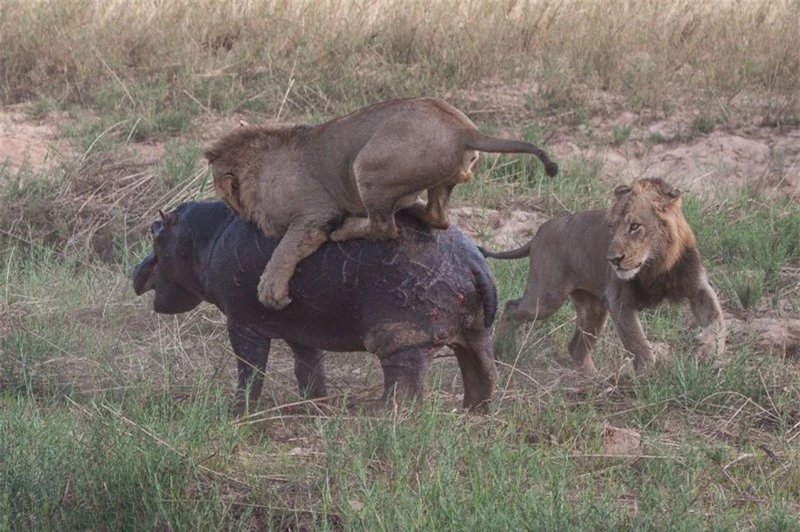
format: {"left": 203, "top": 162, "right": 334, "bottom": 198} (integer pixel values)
{"left": 602, "top": 424, "right": 642, "bottom": 456}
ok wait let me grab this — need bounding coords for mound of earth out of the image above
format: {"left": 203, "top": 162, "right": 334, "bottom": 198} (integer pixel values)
{"left": 548, "top": 114, "right": 800, "bottom": 200}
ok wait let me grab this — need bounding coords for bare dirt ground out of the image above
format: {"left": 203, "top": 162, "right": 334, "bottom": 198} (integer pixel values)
{"left": 552, "top": 115, "right": 800, "bottom": 200}
{"left": 2, "top": 103, "right": 799, "bottom": 396}
{"left": 0, "top": 107, "right": 73, "bottom": 174}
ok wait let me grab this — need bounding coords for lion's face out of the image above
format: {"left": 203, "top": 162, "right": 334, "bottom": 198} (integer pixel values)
{"left": 605, "top": 178, "right": 690, "bottom": 280}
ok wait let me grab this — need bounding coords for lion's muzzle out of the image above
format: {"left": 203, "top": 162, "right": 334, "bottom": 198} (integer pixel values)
{"left": 607, "top": 250, "right": 645, "bottom": 280}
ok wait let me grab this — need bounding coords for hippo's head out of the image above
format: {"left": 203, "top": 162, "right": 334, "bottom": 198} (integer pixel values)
{"left": 133, "top": 206, "right": 205, "bottom": 313}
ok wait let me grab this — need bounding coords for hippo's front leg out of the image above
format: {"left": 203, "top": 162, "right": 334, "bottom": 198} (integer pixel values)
{"left": 227, "top": 319, "right": 270, "bottom": 415}
{"left": 285, "top": 341, "right": 328, "bottom": 399}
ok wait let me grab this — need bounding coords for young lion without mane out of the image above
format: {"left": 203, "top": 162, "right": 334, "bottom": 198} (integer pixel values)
{"left": 480, "top": 178, "right": 726, "bottom": 375}
{"left": 204, "top": 97, "right": 558, "bottom": 310}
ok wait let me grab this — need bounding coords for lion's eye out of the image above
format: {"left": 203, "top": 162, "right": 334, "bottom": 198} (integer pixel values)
{"left": 629, "top": 223, "right": 640, "bottom": 233}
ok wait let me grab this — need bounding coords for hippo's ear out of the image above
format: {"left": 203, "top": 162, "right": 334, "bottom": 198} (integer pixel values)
{"left": 159, "top": 209, "right": 177, "bottom": 227}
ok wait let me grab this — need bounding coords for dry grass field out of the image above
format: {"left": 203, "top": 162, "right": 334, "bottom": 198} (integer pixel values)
{"left": 2, "top": 0, "right": 800, "bottom": 529}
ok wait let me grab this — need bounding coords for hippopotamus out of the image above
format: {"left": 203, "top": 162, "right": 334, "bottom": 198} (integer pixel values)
{"left": 133, "top": 201, "right": 498, "bottom": 412}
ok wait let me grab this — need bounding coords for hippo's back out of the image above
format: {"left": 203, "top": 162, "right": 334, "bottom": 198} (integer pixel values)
{"left": 211, "top": 212, "right": 496, "bottom": 353}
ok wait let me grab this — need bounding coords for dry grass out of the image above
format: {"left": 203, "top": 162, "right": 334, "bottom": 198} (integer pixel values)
{"left": 3, "top": 1, "right": 800, "bottom": 528}
{"left": 1, "top": 0, "right": 798, "bottom": 121}
{"left": 0, "top": 151, "right": 208, "bottom": 262}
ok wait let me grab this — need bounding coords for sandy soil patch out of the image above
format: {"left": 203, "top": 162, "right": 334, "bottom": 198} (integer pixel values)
{"left": 0, "top": 108, "right": 74, "bottom": 175}
{"left": 449, "top": 206, "right": 549, "bottom": 249}
{"left": 549, "top": 116, "right": 800, "bottom": 200}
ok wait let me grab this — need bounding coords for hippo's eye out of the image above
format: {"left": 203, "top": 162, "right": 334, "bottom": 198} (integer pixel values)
{"left": 629, "top": 223, "right": 640, "bottom": 233}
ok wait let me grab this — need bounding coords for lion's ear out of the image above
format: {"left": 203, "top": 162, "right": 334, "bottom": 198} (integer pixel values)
{"left": 663, "top": 189, "right": 682, "bottom": 207}
{"left": 613, "top": 184, "right": 632, "bottom": 198}
{"left": 656, "top": 182, "right": 682, "bottom": 209}
{"left": 217, "top": 173, "right": 239, "bottom": 200}
{"left": 664, "top": 187, "right": 681, "bottom": 200}
{"left": 650, "top": 190, "right": 682, "bottom": 215}
{"left": 647, "top": 177, "right": 681, "bottom": 201}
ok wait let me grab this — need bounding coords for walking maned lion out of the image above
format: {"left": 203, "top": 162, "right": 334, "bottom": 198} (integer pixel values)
{"left": 204, "top": 97, "right": 558, "bottom": 309}
{"left": 480, "top": 178, "right": 726, "bottom": 375}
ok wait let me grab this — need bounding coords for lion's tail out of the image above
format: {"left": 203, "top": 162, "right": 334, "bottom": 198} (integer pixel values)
{"left": 477, "top": 242, "right": 532, "bottom": 261}
{"left": 466, "top": 134, "right": 559, "bottom": 177}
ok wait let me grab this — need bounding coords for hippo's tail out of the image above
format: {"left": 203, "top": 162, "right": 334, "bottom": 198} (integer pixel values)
{"left": 469, "top": 255, "right": 498, "bottom": 328}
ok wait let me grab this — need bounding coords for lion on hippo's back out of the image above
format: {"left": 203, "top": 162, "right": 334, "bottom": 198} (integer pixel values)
{"left": 204, "top": 97, "right": 557, "bottom": 310}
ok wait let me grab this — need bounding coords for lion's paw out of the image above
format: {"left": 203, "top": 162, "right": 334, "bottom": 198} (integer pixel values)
{"left": 328, "top": 227, "right": 352, "bottom": 242}
{"left": 693, "top": 325, "right": 726, "bottom": 360}
{"left": 258, "top": 275, "right": 292, "bottom": 310}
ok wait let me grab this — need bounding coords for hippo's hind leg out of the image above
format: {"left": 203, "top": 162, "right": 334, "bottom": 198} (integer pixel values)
{"left": 227, "top": 320, "right": 270, "bottom": 416}
{"left": 378, "top": 347, "right": 432, "bottom": 405}
{"left": 453, "top": 329, "right": 498, "bottom": 412}
{"left": 286, "top": 341, "right": 328, "bottom": 398}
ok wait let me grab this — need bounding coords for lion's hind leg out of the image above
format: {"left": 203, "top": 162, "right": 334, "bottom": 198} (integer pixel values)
{"left": 258, "top": 219, "right": 330, "bottom": 309}
{"left": 329, "top": 211, "right": 398, "bottom": 242}
{"left": 329, "top": 177, "right": 419, "bottom": 241}
{"left": 402, "top": 184, "right": 455, "bottom": 229}
{"left": 335, "top": 127, "right": 465, "bottom": 241}
{"left": 402, "top": 151, "right": 476, "bottom": 229}
{"left": 568, "top": 290, "right": 608, "bottom": 376}
{"left": 494, "top": 288, "right": 567, "bottom": 360}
